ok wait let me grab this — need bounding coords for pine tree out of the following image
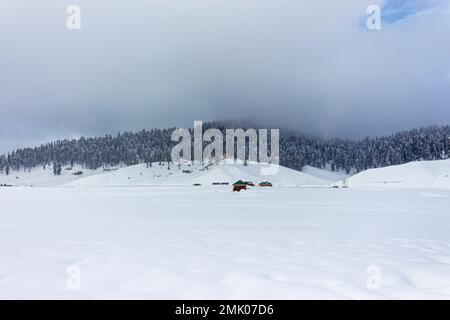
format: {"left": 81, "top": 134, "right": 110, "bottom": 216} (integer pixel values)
{"left": 53, "top": 162, "right": 62, "bottom": 175}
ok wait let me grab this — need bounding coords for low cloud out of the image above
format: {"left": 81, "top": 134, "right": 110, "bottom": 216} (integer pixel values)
{"left": 1, "top": 0, "right": 450, "bottom": 153}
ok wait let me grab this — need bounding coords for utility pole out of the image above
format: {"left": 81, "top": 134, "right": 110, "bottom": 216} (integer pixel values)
{"left": 342, "top": 178, "right": 349, "bottom": 188}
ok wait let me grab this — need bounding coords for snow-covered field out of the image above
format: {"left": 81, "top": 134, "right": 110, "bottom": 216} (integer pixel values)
{"left": 1, "top": 185, "right": 450, "bottom": 299}
{"left": 1, "top": 160, "right": 450, "bottom": 299}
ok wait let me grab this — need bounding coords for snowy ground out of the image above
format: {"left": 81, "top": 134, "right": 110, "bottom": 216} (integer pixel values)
{"left": 1, "top": 185, "right": 450, "bottom": 299}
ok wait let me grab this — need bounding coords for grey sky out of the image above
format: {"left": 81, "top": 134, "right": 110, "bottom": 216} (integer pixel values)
{"left": 1, "top": 0, "right": 450, "bottom": 153}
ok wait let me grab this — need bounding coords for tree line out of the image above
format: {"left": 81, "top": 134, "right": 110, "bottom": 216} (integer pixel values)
{"left": 1, "top": 122, "right": 449, "bottom": 175}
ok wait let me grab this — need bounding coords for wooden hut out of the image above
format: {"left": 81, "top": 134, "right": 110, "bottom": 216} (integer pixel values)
{"left": 233, "top": 180, "right": 247, "bottom": 192}
{"left": 259, "top": 181, "right": 273, "bottom": 187}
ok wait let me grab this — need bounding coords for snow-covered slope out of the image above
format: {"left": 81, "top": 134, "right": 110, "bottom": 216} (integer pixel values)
{"left": 348, "top": 159, "right": 450, "bottom": 189}
{"left": 4, "top": 160, "right": 450, "bottom": 189}
{"left": 0, "top": 161, "right": 337, "bottom": 188}
{"left": 192, "top": 163, "right": 331, "bottom": 187}
{"left": 302, "top": 165, "right": 348, "bottom": 182}
{"left": 67, "top": 162, "right": 332, "bottom": 187}
{"left": 0, "top": 165, "right": 104, "bottom": 187}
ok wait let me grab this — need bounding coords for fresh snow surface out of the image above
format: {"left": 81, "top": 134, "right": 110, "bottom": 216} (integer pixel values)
{"left": 348, "top": 160, "right": 450, "bottom": 189}
{"left": 1, "top": 186, "right": 450, "bottom": 299}
{"left": 2, "top": 160, "right": 450, "bottom": 299}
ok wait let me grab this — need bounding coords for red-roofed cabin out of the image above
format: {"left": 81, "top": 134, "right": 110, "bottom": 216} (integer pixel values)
{"left": 233, "top": 180, "right": 247, "bottom": 192}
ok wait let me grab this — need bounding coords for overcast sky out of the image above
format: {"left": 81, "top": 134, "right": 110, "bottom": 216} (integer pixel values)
{"left": 1, "top": 0, "right": 450, "bottom": 153}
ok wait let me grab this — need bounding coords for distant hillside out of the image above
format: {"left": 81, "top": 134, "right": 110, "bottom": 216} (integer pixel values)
{"left": 67, "top": 162, "right": 332, "bottom": 188}
{"left": 348, "top": 159, "right": 450, "bottom": 189}
{"left": 1, "top": 121, "right": 449, "bottom": 175}
{"left": 0, "top": 161, "right": 335, "bottom": 188}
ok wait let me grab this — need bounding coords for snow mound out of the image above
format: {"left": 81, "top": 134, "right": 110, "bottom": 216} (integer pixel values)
{"left": 192, "top": 163, "right": 330, "bottom": 187}
{"left": 66, "top": 162, "right": 333, "bottom": 187}
{"left": 0, "top": 165, "right": 103, "bottom": 187}
{"left": 348, "top": 160, "right": 450, "bottom": 189}
{"left": 1, "top": 162, "right": 335, "bottom": 188}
